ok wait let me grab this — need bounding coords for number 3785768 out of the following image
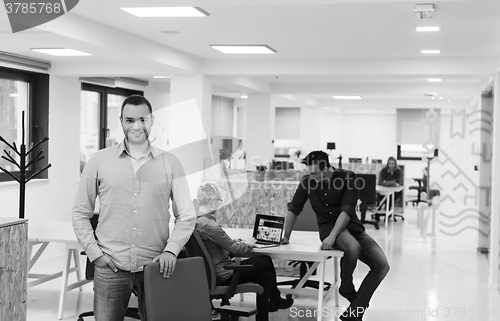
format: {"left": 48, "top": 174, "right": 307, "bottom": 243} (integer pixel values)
{"left": 5, "top": 2, "right": 63, "bottom": 14}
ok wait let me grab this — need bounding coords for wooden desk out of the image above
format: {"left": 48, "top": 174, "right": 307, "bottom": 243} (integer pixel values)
{"left": 375, "top": 185, "right": 405, "bottom": 228}
{"left": 225, "top": 228, "right": 343, "bottom": 321}
{"left": 28, "top": 220, "right": 90, "bottom": 320}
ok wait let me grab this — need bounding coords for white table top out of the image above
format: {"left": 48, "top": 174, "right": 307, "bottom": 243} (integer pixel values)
{"left": 28, "top": 220, "right": 81, "bottom": 248}
{"left": 224, "top": 228, "right": 343, "bottom": 261}
{"left": 376, "top": 185, "right": 404, "bottom": 194}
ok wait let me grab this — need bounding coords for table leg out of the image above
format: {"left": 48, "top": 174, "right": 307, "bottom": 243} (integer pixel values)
{"left": 317, "top": 259, "right": 325, "bottom": 321}
{"left": 72, "top": 249, "right": 84, "bottom": 290}
{"left": 57, "top": 249, "right": 72, "bottom": 320}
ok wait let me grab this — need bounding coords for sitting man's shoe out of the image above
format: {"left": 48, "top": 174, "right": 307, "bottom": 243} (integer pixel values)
{"left": 339, "top": 289, "right": 358, "bottom": 303}
{"left": 270, "top": 294, "right": 294, "bottom": 312}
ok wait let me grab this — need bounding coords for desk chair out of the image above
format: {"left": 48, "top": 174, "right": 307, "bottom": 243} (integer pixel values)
{"left": 276, "top": 200, "right": 332, "bottom": 291}
{"left": 406, "top": 178, "right": 428, "bottom": 206}
{"left": 144, "top": 257, "right": 256, "bottom": 321}
{"left": 184, "top": 230, "right": 262, "bottom": 320}
{"left": 77, "top": 214, "right": 140, "bottom": 321}
{"left": 406, "top": 173, "right": 440, "bottom": 206}
{"left": 355, "top": 173, "right": 380, "bottom": 229}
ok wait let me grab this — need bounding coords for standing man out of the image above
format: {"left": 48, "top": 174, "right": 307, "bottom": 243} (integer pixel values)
{"left": 282, "top": 151, "right": 389, "bottom": 321}
{"left": 72, "top": 95, "right": 196, "bottom": 321}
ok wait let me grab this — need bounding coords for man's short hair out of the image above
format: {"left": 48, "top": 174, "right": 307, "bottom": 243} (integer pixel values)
{"left": 301, "top": 150, "right": 331, "bottom": 170}
{"left": 120, "top": 95, "right": 152, "bottom": 118}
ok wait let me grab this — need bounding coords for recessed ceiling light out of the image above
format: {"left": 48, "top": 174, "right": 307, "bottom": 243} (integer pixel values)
{"left": 421, "top": 49, "right": 441, "bottom": 54}
{"left": 9, "top": 93, "right": 18, "bottom": 97}
{"left": 210, "top": 45, "right": 276, "bottom": 54}
{"left": 31, "top": 48, "right": 91, "bottom": 56}
{"left": 121, "top": 7, "right": 209, "bottom": 17}
{"left": 153, "top": 75, "right": 170, "bottom": 79}
{"left": 240, "top": 95, "right": 248, "bottom": 99}
{"left": 416, "top": 26, "right": 440, "bottom": 32}
{"left": 427, "top": 78, "right": 442, "bottom": 82}
{"left": 160, "top": 30, "right": 181, "bottom": 34}
{"left": 332, "top": 95, "right": 362, "bottom": 100}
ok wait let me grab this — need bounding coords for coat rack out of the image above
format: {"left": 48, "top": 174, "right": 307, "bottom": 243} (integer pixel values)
{"left": 0, "top": 111, "right": 51, "bottom": 219}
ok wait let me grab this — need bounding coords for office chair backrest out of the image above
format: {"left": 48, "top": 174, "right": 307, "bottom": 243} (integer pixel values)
{"left": 355, "top": 173, "right": 377, "bottom": 205}
{"left": 184, "top": 230, "right": 217, "bottom": 291}
{"left": 144, "top": 257, "right": 212, "bottom": 321}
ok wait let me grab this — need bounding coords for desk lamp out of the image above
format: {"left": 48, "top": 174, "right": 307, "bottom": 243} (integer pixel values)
{"left": 326, "top": 142, "right": 342, "bottom": 169}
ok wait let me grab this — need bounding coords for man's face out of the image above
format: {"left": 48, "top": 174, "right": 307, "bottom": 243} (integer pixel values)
{"left": 121, "top": 104, "right": 154, "bottom": 145}
{"left": 306, "top": 163, "right": 329, "bottom": 182}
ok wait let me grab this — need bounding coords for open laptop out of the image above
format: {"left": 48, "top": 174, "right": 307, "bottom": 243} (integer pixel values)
{"left": 252, "top": 214, "right": 285, "bottom": 248}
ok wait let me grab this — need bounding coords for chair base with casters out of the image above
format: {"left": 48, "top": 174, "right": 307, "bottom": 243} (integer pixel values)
{"left": 77, "top": 308, "right": 140, "bottom": 321}
{"left": 277, "top": 261, "right": 331, "bottom": 291}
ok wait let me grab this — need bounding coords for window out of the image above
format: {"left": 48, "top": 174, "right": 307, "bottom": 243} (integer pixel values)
{"left": 0, "top": 66, "right": 49, "bottom": 182}
{"left": 80, "top": 84, "right": 142, "bottom": 163}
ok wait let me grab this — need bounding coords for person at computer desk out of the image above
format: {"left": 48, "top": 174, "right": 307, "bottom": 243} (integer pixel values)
{"left": 195, "top": 182, "right": 293, "bottom": 321}
{"left": 378, "top": 156, "right": 402, "bottom": 206}
{"left": 379, "top": 156, "right": 401, "bottom": 187}
{"left": 283, "top": 151, "right": 389, "bottom": 321}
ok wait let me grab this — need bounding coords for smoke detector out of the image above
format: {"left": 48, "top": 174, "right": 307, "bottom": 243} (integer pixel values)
{"left": 414, "top": 3, "right": 435, "bottom": 19}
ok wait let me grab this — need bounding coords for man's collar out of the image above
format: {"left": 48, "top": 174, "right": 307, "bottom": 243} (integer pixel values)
{"left": 117, "top": 140, "right": 161, "bottom": 159}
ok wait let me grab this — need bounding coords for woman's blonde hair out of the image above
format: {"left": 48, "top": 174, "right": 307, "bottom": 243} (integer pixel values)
{"left": 197, "top": 182, "right": 222, "bottom": 206}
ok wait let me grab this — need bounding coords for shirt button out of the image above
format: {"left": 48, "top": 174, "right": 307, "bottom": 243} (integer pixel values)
{"left": 329, "top": 212, "right": 332, "bottom": 215}
{"left": 325, "top": 193, "right": 327, "bottom": 196}
{"left": 132, "top": 244, "right": 135, "bottom": 247}
{"left": 326, "top": 204, "right": 328, "bottom": 206}
{"left": 134, "top": 193, "right": 138, "bottom": 196}
{"left": 133, "top": 227, "right": 136, "bottom": 230}
{"left": 133, "top": 211, "right": 137, "bottom": 214}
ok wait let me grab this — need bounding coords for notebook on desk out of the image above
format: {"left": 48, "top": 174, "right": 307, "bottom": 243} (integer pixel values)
{"left": 252, "top": 214, "right": 285, "bottom": 248}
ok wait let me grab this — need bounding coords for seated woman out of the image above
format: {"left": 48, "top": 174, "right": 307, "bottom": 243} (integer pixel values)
{"left": 195, "top": 182, "right": 293, "bottom": 321}
{"left": 378, "top": 156, "right": 401, "bottom": 187}
{"left": 378, "top": 156, "right": 403, "bottom": 206}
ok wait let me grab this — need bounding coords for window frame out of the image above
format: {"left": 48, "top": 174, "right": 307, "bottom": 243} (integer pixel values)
{"left": 81, "top": 83, "right": 142, "bottom": 150}
{"left": 0, "top": 66, "right": 49, "bottom": 183}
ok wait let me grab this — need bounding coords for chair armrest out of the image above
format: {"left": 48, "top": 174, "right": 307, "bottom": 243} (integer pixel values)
{"left": 221, "top": 262, "right": 253, "bottom": 300}
{"left": 217, "top": 305, "right": 258, "bottom": 318}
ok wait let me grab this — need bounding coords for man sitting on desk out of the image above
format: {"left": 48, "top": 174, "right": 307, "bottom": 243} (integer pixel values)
{"left": 283, "top": 151, "right": 389, "bottom": 321}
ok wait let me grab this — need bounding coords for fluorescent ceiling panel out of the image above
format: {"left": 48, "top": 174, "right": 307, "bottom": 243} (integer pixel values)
{"left": 332, "top": 95, "right": 362, "bottom": 100}
{"left": 421, "top": 49, "right": 441, "bottom": 54}
{"left": 210, "top": 45, "right": 276, "bottom": 54}
{"left": 121, "top": 7, "right": 208, "bottom": 17}
{"left": 31, "top": 48, "right": 91, "bottom": 56}
{"left": 416, "top": 26, "right": 440, "bottom": 32}
{"left": 427, "top": 78, "right": 442, "bottom": 82}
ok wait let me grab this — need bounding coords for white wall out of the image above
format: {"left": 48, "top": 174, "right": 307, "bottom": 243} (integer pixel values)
{"left": 0, "top": 76, "right": 81, "bottom": 222}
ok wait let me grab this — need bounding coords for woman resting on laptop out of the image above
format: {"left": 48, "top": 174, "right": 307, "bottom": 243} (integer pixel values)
{"left": 195, "top": 182, "right": 293, "bottom": 321}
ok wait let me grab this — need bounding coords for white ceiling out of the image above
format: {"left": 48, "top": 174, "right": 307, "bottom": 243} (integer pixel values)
{"left": 1, "top": 0, "right": 499, "bottom": 110}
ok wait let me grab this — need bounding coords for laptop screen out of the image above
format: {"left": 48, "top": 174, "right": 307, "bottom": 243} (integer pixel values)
{"left": 252, "top": 214, "right": 285, "bottom": 244}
